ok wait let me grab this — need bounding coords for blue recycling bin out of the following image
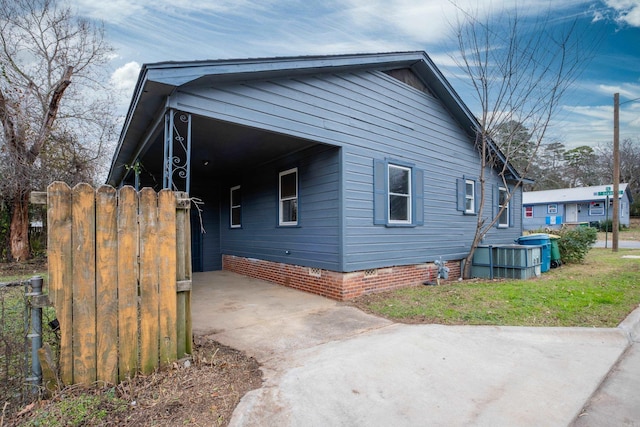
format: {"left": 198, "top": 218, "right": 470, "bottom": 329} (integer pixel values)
{"left": 517, "top": 234, "right": 551, "bottom": 273}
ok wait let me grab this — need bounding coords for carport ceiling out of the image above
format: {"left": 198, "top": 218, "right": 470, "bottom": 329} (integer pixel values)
{"left": 140, "top": 114, "right": 320, "bottom": 180}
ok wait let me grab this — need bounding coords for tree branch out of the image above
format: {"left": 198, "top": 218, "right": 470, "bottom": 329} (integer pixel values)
{"left": 27, "top": 65, "right": 73, "bottom": 164}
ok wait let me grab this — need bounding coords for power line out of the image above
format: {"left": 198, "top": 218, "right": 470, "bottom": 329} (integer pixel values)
{"left": 620, "top": 96, "right": 640, "bottom": 105}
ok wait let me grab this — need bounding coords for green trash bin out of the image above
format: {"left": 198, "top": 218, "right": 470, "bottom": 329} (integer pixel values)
{"left": 548, "top": 234, "right": 561, "bottom": 268}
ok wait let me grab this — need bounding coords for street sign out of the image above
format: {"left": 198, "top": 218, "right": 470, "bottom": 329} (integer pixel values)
{"left": 594, "top": 190, "right": 624, "bottom": 196}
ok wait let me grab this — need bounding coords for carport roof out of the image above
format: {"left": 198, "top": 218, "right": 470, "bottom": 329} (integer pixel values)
{"left": 107, "top": 51, "right": 521, "bottom": 187}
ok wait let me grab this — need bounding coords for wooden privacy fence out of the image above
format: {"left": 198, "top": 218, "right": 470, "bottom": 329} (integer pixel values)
{"left": 45, "top": 182, "right": 192, "bottom": 386}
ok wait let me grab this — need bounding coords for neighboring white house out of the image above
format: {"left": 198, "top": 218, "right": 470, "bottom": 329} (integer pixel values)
{"left": 522, "top": 184, "right": 633, "bottom": 230}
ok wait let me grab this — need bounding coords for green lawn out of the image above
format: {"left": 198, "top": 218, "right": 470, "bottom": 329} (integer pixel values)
{"left": 352, "top": 248, "right": 640, "bottom": 328}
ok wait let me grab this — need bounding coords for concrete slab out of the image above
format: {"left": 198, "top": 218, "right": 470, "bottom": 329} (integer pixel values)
{"left": 232, "top": 325, "right": 628, "bottom": 427}
{"left": 572, "top": 344, "right": 640, "bottom": 426}
{"left": 192, "top": 271, "right": 392, "bottom": 361}
{"left": 191, "top": 271, "right": 638, "bottom": 427}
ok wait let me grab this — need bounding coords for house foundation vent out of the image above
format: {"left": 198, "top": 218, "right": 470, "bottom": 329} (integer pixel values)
{"left": 308, "top": 267, "right": 322, "bottom": 278}
{"left": 364, "top": 269, "right": 378, "bottom": 278}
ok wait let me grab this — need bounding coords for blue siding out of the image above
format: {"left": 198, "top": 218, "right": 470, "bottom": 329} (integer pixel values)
{"left": 191, "top": 182, "right": 222, "bottom": 270}
{"left": 219, "top": 145, "right": 341, "bottom": 270}
{"left": 173, "top": 70, "right": 523, "bottom": 272}
{"left": 523, "top": 194, "right": 632, "bottom": 231}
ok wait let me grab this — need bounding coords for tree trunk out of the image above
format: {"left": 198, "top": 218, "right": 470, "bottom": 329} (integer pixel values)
{"left": 9, "top": 190, "right": 30, "bottom": 261}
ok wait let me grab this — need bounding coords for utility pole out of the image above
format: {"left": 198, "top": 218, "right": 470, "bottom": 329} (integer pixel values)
{"left": 612, "top": 93, "right": 619, "bottom": 252}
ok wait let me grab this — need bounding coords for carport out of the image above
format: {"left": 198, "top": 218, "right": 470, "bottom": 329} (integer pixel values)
{"left": 110, "top": 105, "right": 326, "bottom": 271}
{"left": 190, "top": 270, "right": 391, "bottom": 361}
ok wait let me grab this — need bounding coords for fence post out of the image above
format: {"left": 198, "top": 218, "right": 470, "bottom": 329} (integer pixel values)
{"left": 26, "top": 276, "right": 43, "bottom": 394}
{"left": 175, "top": 192, "right": 192, "bottom": 357}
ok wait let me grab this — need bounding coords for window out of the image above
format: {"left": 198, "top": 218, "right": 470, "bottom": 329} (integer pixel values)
{"left": 589, "top": 201, "right": 604, "bottom": 216}
{"left": 547, "top": 204, "right": 558, "bottom": 214}
{"left": 279, "top": 168, "right": 298, "bottom": 226}
{"left": 456, "top": 177, "right": 477, "bottom": 214}
{"left": 498, "top": 187, "right": 509, "bottom": 227}
{"left": 524, "top": 206, "right": 533, "bottom": 218}
{"left": 373, "top": 159, "right": 423, "bottom": 226}
{"left": 230, "top": 185, "right": 241, "bottom": 228}
{"left": 388, "top": 164, "right": 411, "bottom": 223}
{"left": 465, "top": 179, "right": 475, "bottom": 214}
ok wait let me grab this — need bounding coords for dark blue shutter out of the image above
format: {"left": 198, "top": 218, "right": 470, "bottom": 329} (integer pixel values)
{"left": 456, "top": 178, "right": 465, "bottom": 211}
{"left": 474, "top": 180, "right": 480, "bottom": 213}
{"left": 373, "top": 159, "right": 387, "bottom": 225}
{"left": 413, "top": 168, "right": 424, "bottom": 225}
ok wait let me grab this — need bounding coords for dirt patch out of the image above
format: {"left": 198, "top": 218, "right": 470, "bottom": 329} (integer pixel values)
{"left": 0, "top": 258, "right": 47, "bottom": 279}
{"left": 5, "top": 337, "right": 263, "bottom": 426}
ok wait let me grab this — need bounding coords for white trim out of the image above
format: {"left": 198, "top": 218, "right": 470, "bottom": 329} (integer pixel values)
{"left": 388, "top": 164, "right": 412, "bottom": 224}
{"left": 498, "top": 187, "right": 509, "bottom": 228}
{"left": 465, "top": 179, "right": 475, "bottom": 214}
{"left": 279, "top": 168, "right": 298, "bottom": 226}
{"left": 230, "top": 185, "right": 241, "bottom": 228}
{"left": 524, "top": 206, "right": 533, "bottom": 218}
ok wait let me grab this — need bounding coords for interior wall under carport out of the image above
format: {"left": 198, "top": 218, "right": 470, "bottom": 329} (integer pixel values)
{"left": 189, "top": 182, "right": 221, "bottom": 272}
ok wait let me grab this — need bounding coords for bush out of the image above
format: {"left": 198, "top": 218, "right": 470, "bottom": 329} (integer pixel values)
{"left": 557, "top": 226, "right": 597, "bottom": 264}
{"left": 597, "top": 219, "right": 624, "bottom": 232}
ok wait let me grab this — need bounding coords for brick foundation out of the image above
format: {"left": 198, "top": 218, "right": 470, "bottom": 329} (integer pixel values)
{"left": 222, "top": 255, "right": 462, "bottom": 301}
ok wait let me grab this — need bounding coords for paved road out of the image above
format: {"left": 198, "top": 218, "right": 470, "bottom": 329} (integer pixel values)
{"left": 192, "top": 271, "right": 640, "bottom": 427}
{"left": 594, "top": 239, "right": 640, "bottom": 249}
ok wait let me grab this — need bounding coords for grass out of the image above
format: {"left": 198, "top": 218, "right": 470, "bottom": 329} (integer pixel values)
{"left": 354, "top": 247, "right": 640, "bottom": 328}
{"left": 22, "top": 389, "right": 129, "bottom": 427}
{"left": 596, "top": 217, "right": 640, "bottom": 241}
{"left": 1, "top": 268, "right": 55, "bottom": 420}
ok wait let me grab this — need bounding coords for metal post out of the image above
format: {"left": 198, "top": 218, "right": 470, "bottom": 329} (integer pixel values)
{"left": 605, "top": 195, "right": 609, "bottom": 249}
{"left": 613, "top": 93, "right": 620, "bottom": 252}
{"left": 185, "top": 113, "right": 192, "bottom": 194}
{"left": 26, "top": 276, "right": 43, "bottom": 393}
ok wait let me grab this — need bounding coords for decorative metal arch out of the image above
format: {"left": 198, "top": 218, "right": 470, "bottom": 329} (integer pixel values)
{"left": 163, "top": 109, "right": 192, "bottom": 193}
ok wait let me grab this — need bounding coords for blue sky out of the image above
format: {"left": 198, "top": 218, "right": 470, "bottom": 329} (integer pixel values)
{"left": 68, "top": 0, "right": 640, "bottom": 151}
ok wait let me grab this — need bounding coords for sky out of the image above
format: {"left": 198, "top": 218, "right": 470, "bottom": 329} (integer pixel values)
{"left": 66, "top": 0, "right": 640, "bottom": 151}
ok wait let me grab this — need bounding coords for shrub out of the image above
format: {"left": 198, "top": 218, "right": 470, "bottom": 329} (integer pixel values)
{"left": 557, "top": 226, "right": 597, "bottom": 264}
{"left": 597, "top": 219, "right": 623, "bottom": 232}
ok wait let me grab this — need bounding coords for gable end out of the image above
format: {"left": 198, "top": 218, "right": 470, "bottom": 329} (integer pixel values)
{"left": 383, "top": 69, "right": 433, "bottom": 96}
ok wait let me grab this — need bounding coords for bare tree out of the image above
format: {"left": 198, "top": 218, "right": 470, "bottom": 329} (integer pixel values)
{"left": 450, "top": 2, "right": 597, "bottom": 278}
{"left": 0, "top": 0, "right": 114, "bottom": 260}
{"left": 596, "top": 137, "right": 640, "bottom": 211}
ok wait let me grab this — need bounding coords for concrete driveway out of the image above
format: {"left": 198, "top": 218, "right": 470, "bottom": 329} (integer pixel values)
{"left": 192, "top": 271, "right": 640, "bottom": 427}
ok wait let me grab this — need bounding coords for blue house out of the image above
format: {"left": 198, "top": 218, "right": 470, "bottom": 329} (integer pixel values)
{"left": 522, "top": 184, "right": 633, "bottom": 230}
{"left": 107, "top": 51, "right": 524, "bottom": 299}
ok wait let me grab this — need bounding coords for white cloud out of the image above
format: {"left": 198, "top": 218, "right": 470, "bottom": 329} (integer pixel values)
{"left": 66, "top": 0, "right": 271, "bottom": 24}
{"left": 596, "top": 83, "right": 640, "bottom": 101}
{"left": 66, "top": 0, "right": 145, "bottom": 24}
{"left": 604, "top": 0, "right": 640, "bottom": 26}
{"left": 340, "top": 0, "right": 592, "bottom": 44}
{"left": 111, "top": 61, "right": 141, "bottom": 94}
{"left": 558, "top": 101, "right": 640, "bottom": 148}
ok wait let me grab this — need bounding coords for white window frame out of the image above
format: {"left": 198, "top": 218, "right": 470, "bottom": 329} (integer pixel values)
{"left": 498, "top": 187, "right": 509, "bottom": 228}
{"left": 388, "top": 164, "right": 412, "bottom": 224}
{"left": 524, "top": 206, "right": 533, "bottom": 218}
{"left": 279, "top": 168, "right": 298, "bottom": 226}
{"left": 230, "top": 185, "right": 241, "bottom": 228}
{"left": 589, "top": 202, "right": 604, "bottom": 216}
{"left": 547, "top": 204, "right": 558, "bottom": 214}
{"left": 465, "top": 179, "right": 475, "bottom": 214}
